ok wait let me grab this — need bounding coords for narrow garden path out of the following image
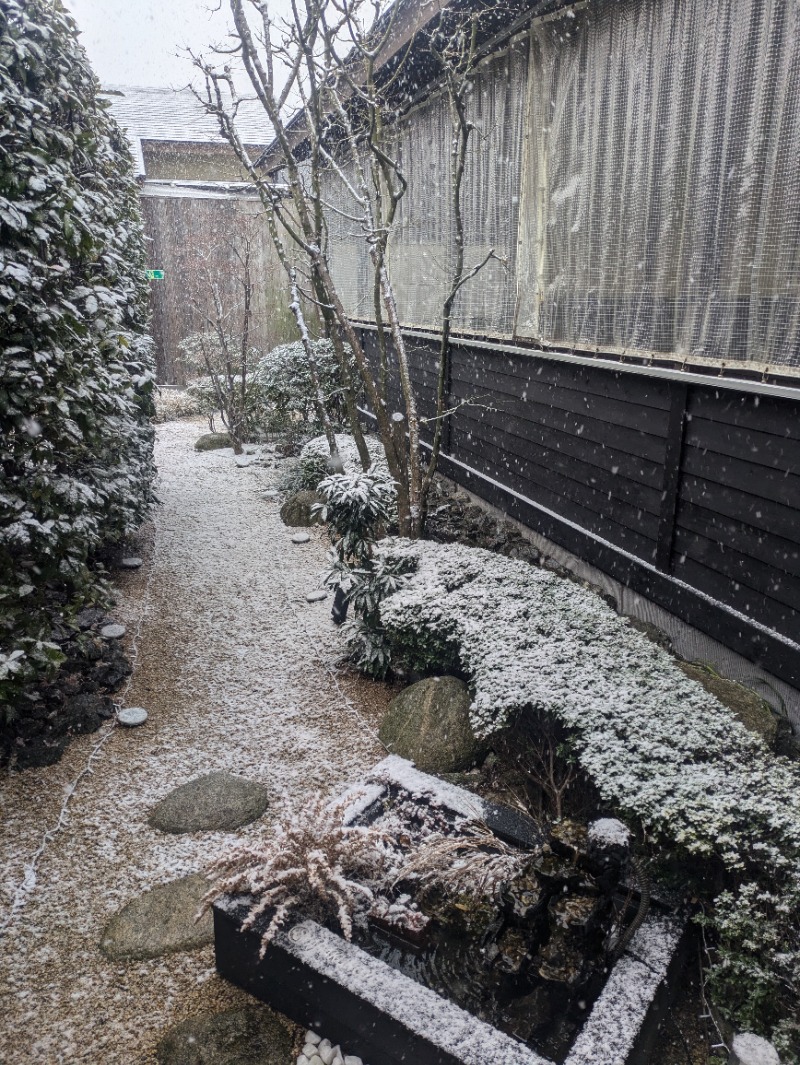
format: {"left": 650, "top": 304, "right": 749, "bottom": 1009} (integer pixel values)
{"left": 0, "top": 419, "right": 388, "bottom": 1064}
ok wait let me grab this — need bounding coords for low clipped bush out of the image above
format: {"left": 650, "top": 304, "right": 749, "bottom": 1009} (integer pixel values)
{"left": 0, "top": 0, "right": 154, "bottom": 714}
{"left": 373, "top": 538, "right": 800, "bottom": 1059}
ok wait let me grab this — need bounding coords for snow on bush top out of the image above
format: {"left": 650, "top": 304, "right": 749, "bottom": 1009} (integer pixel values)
{"left": 301, "top": 434, "right": 387, "bottom": 475}
{"left": 377, "top": 539, "right": 800, "bottom": 866}
{"left": 0, "top": 0, "right": 154, "bottom": 700}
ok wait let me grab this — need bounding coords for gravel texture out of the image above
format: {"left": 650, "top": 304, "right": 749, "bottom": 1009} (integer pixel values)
{"left": 0, "top": 419, "right": 389, "bottom": 1064}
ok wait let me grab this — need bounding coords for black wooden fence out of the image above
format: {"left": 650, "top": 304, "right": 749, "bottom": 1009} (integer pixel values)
{"left": 359, "top": 326, "right": 800, "bottom": 689}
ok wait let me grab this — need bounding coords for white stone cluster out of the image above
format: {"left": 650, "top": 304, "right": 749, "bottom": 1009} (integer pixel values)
{"left": 297, "top": 1030, "right": 365, "bottom": 1065}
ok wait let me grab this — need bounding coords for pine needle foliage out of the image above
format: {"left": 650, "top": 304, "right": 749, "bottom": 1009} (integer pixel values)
{"left": 0, "top": 0, "right": 155, "bottom": 711}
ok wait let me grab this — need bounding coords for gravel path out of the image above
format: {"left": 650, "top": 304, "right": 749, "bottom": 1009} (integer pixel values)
{"left": 0, "top": 419, "right": 389, "bottom": 1064}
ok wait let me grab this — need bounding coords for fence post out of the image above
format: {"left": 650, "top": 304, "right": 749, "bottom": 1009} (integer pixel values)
{"left": 655, "top": 381, "right": 689, "bottom": 573}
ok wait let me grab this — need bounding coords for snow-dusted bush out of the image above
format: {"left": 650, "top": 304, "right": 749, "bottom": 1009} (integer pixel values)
{"left": 254, "top": 339, "right": 356, "bottom": 432}
{"left": 376, "top": 539, "right": 800, "bottom": 1056}
{"left": 0, "top": 0, "right": 154, "bottom": 709}
{"left": 179, "top": 332, "right": 266, "bottom": 447}
{"left": 152, "top": 388, "right": 202, "bottom": 424}
{"left": 301, "top": 432, "right": 387, "bottom": 475}
{"left": 184, "top": 369, "right": 266, "bottom": 438}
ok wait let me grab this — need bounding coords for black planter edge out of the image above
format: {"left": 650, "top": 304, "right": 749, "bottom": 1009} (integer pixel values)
{"left": 213, "top": 759, "right": 686, "bottom": 1065}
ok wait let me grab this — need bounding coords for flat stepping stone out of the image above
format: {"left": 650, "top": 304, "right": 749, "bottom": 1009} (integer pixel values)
{"left": 148, "top": 771, "right": 270, "bottom": 834}
{"left": 262, "top": 489, "right": 279, "bottom": 498}
{"left": 121, "top": 556, "right": 143, "bottom": 569}
{"left": 118, "top": 706, "right": 148, "bottom": 727}
{"left": 291, "top": 532, "right": 311, "bottom": 544}
{"left": 156, "top": 1006, "right": 293, "bottom": 1065}
{"left": 100, "top": 623, "right": 126, "bottom": 639}
{"left": 99, "top": 873, "right": 213, "bottom": 961}
{"left": 306, "top": 590, "right": 328, "bottom": 603}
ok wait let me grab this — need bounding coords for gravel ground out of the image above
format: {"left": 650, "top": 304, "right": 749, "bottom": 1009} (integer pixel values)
{"left": 0, "top": 418, "right": 390, "bottom": 1064}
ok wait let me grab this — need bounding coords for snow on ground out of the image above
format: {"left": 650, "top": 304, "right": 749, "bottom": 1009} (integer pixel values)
{"left": 0, "top": 419, "right": 387, "bottom": 1064}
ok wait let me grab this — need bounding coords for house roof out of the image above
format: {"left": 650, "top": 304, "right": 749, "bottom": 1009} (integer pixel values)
{"left": 104, "top": 85, "right": 272, "bottom": 148}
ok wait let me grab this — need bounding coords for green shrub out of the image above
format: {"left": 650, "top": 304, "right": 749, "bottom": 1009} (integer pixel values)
{"left": 254, "top": 339, "right": 355, "bottom": 432}
{"left": 0, "top": 0, "right": 154, "bottom": 713}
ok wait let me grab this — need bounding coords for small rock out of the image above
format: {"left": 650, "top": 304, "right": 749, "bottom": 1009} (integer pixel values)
{"left": 343, "top": 1057, "right": 362, "bottom": 1065}
{"left": 148, "top": 771, "right": 270, "bottom": 834}
{"left": 379, "top": 675, "right": 484, "bottom": 773}
{"left": 306, "top": 1033, "right": 322, "bottom": 1045}
{"left": 308, "top": 1057, "right": 324, "bottom": 1065}
{"left": 306, "top": 590, "right": 327, "bottom": 603}
{"left": 156, "top": 1005, "right": 293, "bottom": 1064}
{"left": 121, "top": 557, "right": 143, "bottom": 569}
{"left": 292, "top": 532, "right": 311, "bottom": 544}
{"left": 100, "top": 873, "right": 212, "bottom": 960}
{"left": 75, "top": 607, "right": 105, "bottom": 630}
{"left": 100, "top": 623, "right": 126, "bottom": 640}
{"left": 235, "top": 454, "right": 256, "bottom": 467}
{"left": 263, "top": 489, "right": 279, "bottom": 499}
{"left": 118, "top": 706, "right": 148, "bottom": 727}
{"left": 280, "top": 490, "right": 322, "bottom": 527}
{"left": 318, "top": 1042, "right": 334, "bottom": 1065}
{"left": 677, "top": 662, "right": 779, "bottom": 747}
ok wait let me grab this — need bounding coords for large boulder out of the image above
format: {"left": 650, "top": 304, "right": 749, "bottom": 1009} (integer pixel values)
{"left": 379, "top": 676, "right": 483, "bottom": 773}
{"left": 677, "top": 662, "right": 778, "bottom": 747}
{"left": 279, "top": 490, "right": 323, "bottom": 527}
{"left": 99, "top": 873, "right": 213, "bottom": 960}
{"left": 156, "top": 1006, "right": 294, "bottom": 1065}
{"left": 148, "top": 771, "right": 270, "bottom": 834}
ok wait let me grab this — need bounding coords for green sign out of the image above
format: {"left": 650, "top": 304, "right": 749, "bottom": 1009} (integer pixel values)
{"left": 146, "top": 269, "right": 165, "bottom": 280}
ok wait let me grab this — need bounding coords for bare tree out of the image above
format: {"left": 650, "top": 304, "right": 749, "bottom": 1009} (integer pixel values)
{"left": 191, "top": 0, "right": 500, "bottom": 535}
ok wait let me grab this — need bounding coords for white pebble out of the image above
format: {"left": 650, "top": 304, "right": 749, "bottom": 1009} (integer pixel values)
{"left": 318, "top": 1041, "right": 334, "bottom": 1065}
{"left": 343, "top": 1056, "right": 363, "bottom": 1065}
{"left": 296, "top": 1057, "right": 310, "bottom": 1065}
{"left": 302, "top": 1045, "right": 319, "bottom": 1058}
{"left": 307, "top": 1056, "right": 324, "bottom": 1065}
{"left": 100, "top": 623, "right": 126, "bottom": 639}
{"left": 292, "top": 532, "right": 311, "bottom": 544}
{"left": 305, "top": 1032, "right": 322, "bottom": 1045}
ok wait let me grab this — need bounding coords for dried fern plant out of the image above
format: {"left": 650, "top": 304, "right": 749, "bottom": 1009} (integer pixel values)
{"left": 395, "top": 821, "right": 530, "bottom": 901}
{"left": 201, "top": 791, "right": 396, "bottom": 955}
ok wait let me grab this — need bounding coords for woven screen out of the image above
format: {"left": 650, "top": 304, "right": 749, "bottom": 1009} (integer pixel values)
{"left": 321, "top": 0, "right": 800, "bottom": 375}
{"left": 516, "top": 0, "right": 800, "bottom": 374}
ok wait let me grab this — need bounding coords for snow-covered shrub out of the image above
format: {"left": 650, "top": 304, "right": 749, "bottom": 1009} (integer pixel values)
{"left": 254, "top": 339, "right": 356, "bottom": 432}
{"left": 0, "top": 0, "right": 155, "bottom": 711}
{"left": 301, "top": 432, "right": 387, "bottom": 475}
{"left": 152, "top": 387, "right": 202, "bottom": 423}
{"left": 375, "top": 538, "right": 800, "bottom": 1054}
{"left": 276, "top": 451, "right": 330, "bottom": 495}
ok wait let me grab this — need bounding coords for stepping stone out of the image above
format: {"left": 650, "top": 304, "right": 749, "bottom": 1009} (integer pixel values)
{"left": 306, "top": 591, "right": 328, "bottom": 603}
{"left": 99, "top": 873, "right": 213, "bottom": 961}
{"left": 148, "top": 771, "right": 270, "bottom": 834}
{"left": 156, "top": 1006, "right": 293, "bottom": 1065}
{"left": 118, "top": 706, "right": 148, "bottom": 727}
{"left": 100, "top": 623, "right": 126, "bottom": 639}
{"left": 292, "top": 532, "right": 311, "bottom": 544}
{"left": 121, "top": 556, "right": 143, "bottom": 569}
{"left": 235, "top": 454, "right": 256, "bottom": 467}
{"left": 262, "top": 489, "right": 279, "bottom": 499}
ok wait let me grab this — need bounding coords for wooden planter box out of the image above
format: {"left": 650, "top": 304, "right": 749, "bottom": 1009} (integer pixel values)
{"left": 213, "top": 758, "right": 686, "bottom": 1065}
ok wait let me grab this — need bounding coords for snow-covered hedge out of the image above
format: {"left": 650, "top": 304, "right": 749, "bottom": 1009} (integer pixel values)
{"left": 0, "top": 0, "right": 155, "bottom": 706}
{"left": 301, "top": 433, "right": 387, "bottom": 474}
{"left": 377, "top": 539, "right": 800, "bottom": 1057}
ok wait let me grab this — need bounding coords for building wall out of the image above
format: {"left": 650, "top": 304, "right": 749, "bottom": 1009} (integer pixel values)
{"left": 142, "top": 142, "right": 250, "bottom": 182}
{"left": 141, "top": 192, "right": 296, "bottom": 384}
{"left": 359, "top": 326, "right": 800, "bottom": 689}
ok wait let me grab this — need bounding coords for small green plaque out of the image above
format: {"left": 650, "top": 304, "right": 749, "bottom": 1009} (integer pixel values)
{"left": 146, "top": 269, "right": 165, "bottom": 280}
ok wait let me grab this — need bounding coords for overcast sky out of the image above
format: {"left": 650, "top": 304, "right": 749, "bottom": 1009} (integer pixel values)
{"left": 63, "top": 0, "right": 294, "bottom": 89}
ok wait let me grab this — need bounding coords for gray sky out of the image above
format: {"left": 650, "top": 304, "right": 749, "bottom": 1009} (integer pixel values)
{"left": 63, "top": 0, "right": 293, "bottom": 89}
